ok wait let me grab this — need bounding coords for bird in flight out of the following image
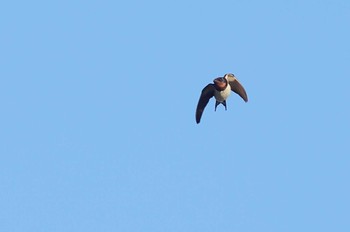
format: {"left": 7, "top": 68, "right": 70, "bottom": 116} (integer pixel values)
{"left": 195, "top": 73, "right": 248, "bottom": 124}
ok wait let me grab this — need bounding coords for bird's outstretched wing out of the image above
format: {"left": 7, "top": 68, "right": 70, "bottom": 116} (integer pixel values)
{"left": 227, "top": 76, "right": 248, "bottom": 102}
{"left": 196, "top": 84, "right": 215, "bottom": 124}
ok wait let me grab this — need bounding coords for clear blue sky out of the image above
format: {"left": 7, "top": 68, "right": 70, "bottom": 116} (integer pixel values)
{"left": 1, "top": 0, "right": 349, "bottom": 231}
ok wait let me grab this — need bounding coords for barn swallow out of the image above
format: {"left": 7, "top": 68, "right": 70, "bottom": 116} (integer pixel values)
{"left": 195, "top": 73, "right": 248, "bottom": 124}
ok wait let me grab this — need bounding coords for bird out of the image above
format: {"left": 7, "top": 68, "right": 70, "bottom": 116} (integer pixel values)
{"left": 195, "top": 73, "right": 248, "bottom": 124}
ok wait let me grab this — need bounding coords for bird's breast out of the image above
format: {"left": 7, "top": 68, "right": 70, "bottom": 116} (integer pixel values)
{"left": 214, "top": 84, "right": 231, "bottom": 102}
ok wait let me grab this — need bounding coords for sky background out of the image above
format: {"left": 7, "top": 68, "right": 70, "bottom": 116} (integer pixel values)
{"left": 1, "top": 0, "right": 350, "bottom": 231}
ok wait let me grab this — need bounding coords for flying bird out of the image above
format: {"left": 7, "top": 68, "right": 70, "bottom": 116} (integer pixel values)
{"left": 195, "top": 73, "right": 248, "bottom": 124}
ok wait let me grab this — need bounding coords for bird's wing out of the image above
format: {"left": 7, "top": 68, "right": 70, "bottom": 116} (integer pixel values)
{"left": 227, "top": 76, "right": 248, "bottom": 102}
{"left": 196, "top": 84, "right": 215, "bottom": 124}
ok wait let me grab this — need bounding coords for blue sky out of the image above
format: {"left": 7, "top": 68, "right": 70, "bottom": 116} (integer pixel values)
{"left": 1, "top": 0, "right": 350, "bottom": 231}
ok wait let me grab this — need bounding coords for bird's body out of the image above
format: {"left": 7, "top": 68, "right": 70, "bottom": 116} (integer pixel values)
{"left": 195, "top": 73, "right": 248, "bottom": 124}
{"left": 214, "top": 83, "right": 231, "bottom": 103}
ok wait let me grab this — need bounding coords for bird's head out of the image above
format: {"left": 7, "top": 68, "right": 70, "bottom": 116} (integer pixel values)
{"left": 213, "top": 76, "right": 228, "bottom": 91}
